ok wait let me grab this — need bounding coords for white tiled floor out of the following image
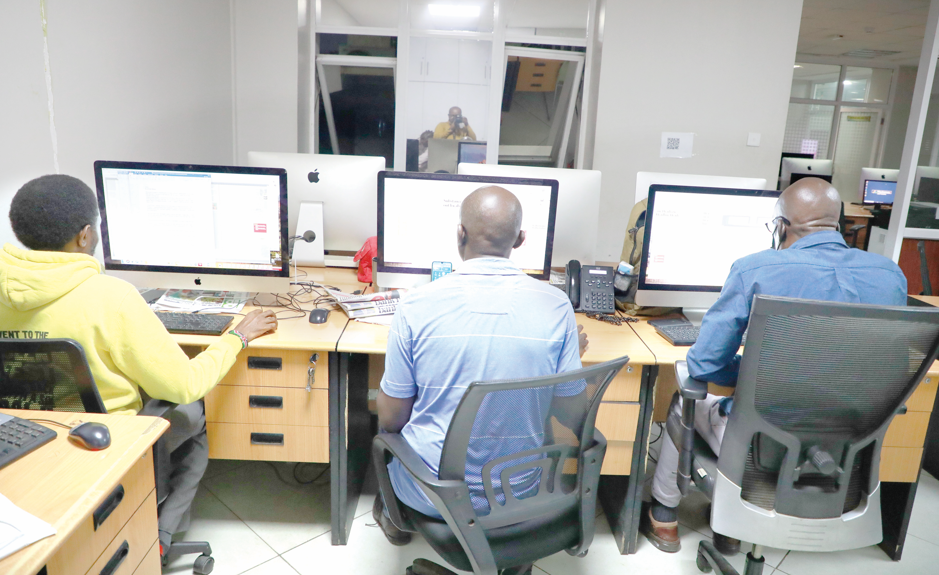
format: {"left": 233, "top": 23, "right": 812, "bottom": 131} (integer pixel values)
{"left": 164, "top": 456, "right": 939, "bottom": 575}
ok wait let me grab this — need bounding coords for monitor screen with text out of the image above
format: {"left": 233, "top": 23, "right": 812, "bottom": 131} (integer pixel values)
{"left": 863, "top": 179, "right": 897, "bottom": 205}
{"left": 378, "top": 172, "right": 558, "bottom": 279}
{"left": 95, "top": 162, "right": 288, "bottom": 277}
{"left": 639, "top": 185, "right": 780, "bottom": 291}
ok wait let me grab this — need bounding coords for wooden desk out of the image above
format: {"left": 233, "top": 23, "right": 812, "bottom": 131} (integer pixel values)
{"left": 844, "top": 204, "right": 873, "bottom": 219}
{"left": 628, "top": 316, "right": 939, "bottom": 561}
{"left": 0, "top": 409, "right": 167, "bottom": 575}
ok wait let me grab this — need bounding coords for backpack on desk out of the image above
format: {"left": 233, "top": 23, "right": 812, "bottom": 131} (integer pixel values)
{"left": 615, "top": 198, "right": 680, "bottom": 317}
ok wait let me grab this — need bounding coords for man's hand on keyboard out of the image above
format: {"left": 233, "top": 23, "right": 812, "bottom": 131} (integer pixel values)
{"left": 235, "top": 310, "right": 278, "bottom": 341}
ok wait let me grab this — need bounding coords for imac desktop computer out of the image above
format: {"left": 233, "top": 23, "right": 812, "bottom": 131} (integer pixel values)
{"left": 246, "top": 152, "right": 385, "bottom": 266}
{"left": 458, "top": 141, "right": 488, "bottom": 165}
{"left": 858, "top": 168, "right": 899, "bottom": 205}
{"left": 636, "top": 184, "right": 781, "bottom": 324}
{"left": 634, "top": 172, "right": 768, "bottom": 204}
{"left": 94, "top": 161, "right": 290, "bottom": 293}
{"left": 915, "top": 166, "right": 939, "bottom": 203}
{"left": 458, "top": 163, "right": 601, "bottom": 265}
{"left": 780, "top": 158, "right": 833, "bottom": 190}
{"left": 376, "top": 172, "right": 558, "bottom": 289}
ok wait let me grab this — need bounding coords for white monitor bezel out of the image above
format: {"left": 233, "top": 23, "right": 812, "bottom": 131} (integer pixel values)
{"left": 94, "top": 160, "right": 290, "bottom": 292}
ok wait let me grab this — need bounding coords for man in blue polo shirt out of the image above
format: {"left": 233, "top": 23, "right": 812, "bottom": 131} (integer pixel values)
{"left": 641, "top": 177, "right": 907, "bottom": 555}
{"left": 374, "top": 185, "right": 587, "bottom": 548}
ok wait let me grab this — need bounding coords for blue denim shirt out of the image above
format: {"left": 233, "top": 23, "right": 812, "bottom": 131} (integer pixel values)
{"left": 687, "top": 230, "right": 908, "bottom": 413}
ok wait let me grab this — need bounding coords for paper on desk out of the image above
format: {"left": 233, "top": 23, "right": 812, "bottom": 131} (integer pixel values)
{"left": 0, "top": 492, "right": 56, "bottom": 561}
{"left": 151, "top": 290, "right": 248, "bottom": 314}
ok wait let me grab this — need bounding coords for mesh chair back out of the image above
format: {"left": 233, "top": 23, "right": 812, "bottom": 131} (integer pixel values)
{"left": 0, "top": 339, "right": 105, "bottom": 413}
{"left": 438, "top": 356, "right": 629, "bottom": 529}
{"left": 718, "top": 296, "right": 939, "bottom": 520}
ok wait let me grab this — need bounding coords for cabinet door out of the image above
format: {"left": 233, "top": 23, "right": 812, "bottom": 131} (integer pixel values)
{"left": 407, "top": 80, "right": 426, "bottom": 138}
{"left": 408, "top": 36, "right": 426, "bottom": 80}
{"left": 423, "top": 37, "right": 460, "bottom": 84}
{"left": 459, "top": 40, "right": 491, "bottom": 86}
{"left": 423, "top": 82, "right": 461, "bottom": 133}
{"left": 457, "top": 83, "right": 490, "bottom": 142}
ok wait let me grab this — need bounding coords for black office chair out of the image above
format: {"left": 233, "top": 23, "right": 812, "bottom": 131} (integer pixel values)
{"left": 668, "top": 296, "right": 939, "bottom": 575}
{"left": 0, "top": 338, "right": 215, "bottom": 574}
{"left": 839, "top": 202, "right": 866, "bottom": 248}
{"left": 373, "top": 356, "right": 630, "bottom": 575}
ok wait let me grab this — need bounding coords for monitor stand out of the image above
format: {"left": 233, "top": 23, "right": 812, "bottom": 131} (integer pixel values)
{"left": 681, "top": 308, "right": 708, "bottom": 327}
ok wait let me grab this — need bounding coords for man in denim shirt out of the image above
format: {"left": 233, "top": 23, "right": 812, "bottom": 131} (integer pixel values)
{"left": 642, "top": 178, "right": 907, "bottom": 555}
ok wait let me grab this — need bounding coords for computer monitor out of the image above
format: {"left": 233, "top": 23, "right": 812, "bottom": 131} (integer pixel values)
{"left": 858, "top": 167, "right": 899, "bottom": 203}
{"left": 779, "top": 152, "right": 814, "bottom": 177}
{"left": 862, "top": 179, "right": 897, "bottom": 205}
{"left": 458, "top": 141, "right": 488, "bottom": 165}
{"left": 94, "top": 161, "right": 290, "bottom": 292}
{"left": 914, "top": 166, "right": 939, "bottom": 203}
{"left": 636, "top": 184, "right": 781, "bottom": 324}
{"left": 780, "top": 158, "right": 833, "bottom": 189}
{"left": 245, "top": 152, "right": 385, "bottom": 261}
{"left": 790, "top": 173, "right": 832, "bottom": 185}
{"left": 458, "top": 163, "right": 600, "bottom": 265}
{"left": 634, "top": 172, "right": 768, "bottom": 204}
{"left": 377, "top": 172, "right": 558, "bottom": 289}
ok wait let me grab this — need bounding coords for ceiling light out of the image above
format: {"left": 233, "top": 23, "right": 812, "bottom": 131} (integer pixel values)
{"left": 428, "top": 4, "right": 480, "bottom": 18}
{"left": 794, "top": 64, "right": 802, "bottom": 68}
{"left": 843, "top": 80, "right": 852, "bottom": 85}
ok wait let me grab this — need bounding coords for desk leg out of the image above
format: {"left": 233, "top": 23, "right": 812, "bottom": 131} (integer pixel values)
{"left": 599, "top": 364, "right": 658, "bottom": 554}
{"left": 329, "top": 352, "right": 371, "bottom": 545}
{"left": 879, "top": 481, "right": 917, "bottom": 561}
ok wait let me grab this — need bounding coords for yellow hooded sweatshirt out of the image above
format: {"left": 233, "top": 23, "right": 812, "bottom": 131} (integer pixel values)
{"left": 0, "top": 244, "right": 243, "bottom": 414}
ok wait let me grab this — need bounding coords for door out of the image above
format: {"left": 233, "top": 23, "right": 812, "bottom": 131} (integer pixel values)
{"left": 832, "top": 109, "right": 883, "bottom": 203}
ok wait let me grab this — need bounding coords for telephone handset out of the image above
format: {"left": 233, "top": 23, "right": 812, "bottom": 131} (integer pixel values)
{"left": 565, "top": 260, "right": 616, "bottom": 313}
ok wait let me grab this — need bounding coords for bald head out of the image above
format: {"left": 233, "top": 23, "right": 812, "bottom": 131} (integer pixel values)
{"left": 774, "top": 177, "right": 842, "bottom": 249}
{"left": 457, "top": 186, "right": 525, "bottom": 260}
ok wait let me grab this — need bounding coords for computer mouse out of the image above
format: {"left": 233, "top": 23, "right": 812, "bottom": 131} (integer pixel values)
{"left": 309, "top": 309, "right": 330, "bottom": 324}
{"left": 69, "top": 422, "right": 111, "bottom": 451}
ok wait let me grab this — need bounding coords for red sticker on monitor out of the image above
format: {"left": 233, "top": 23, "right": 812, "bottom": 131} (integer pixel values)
{"left": 254, "top": 223, "right": 267, "bottom": 233}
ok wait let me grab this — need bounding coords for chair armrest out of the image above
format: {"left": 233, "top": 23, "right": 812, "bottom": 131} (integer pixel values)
{"left": 138, "top": 399, "right": 176, "bottom": 419}
{"left": 675, "top": 361, "right": 708, "bottom": 400}
{"left": 849, "top": 224, "right": 866, "bottom": 232}
{"left": 896, "top": 405, "right": 908, "bottom": 415}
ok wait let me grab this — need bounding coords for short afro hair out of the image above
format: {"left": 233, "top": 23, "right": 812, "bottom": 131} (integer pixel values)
{"left": 10, "top": 175, "right": 99, "bottom": 251}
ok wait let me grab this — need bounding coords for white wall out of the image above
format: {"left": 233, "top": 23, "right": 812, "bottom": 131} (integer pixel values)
{"left": 591, "top": 0, "right": 803, "bottom": 261}
{"left": 882, "top": 65, "right": 916, "bottom": 169}
{"left": 0, "top": 0, "right": 297, "bottom": 250}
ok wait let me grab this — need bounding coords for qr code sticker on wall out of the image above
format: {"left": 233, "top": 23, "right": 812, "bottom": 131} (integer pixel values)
{"left": 666, "top": 138, "right": 681, "bottom": 150}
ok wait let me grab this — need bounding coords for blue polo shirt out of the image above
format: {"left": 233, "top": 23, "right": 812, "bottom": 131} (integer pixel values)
{"left": 688, "top": 230, "right": 908, "bottom": 413}
{"left": 381, "top": 257, "right": 582, "bottom": 517}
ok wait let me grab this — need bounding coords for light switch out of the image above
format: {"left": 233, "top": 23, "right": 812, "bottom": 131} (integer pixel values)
{"left": 747, "top": 132, "right": 761, "bottom": 147}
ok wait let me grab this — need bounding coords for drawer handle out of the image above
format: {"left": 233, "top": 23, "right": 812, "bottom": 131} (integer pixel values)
{"left": 530, "top": 83, "right": 542, "bottom": 87}
{"left": 93, "top": 484, "right": 125, "bottom": 531}
{"left": 100, "top": 540, "right": 129, "bottom": 575}
{"left": 247, "top": 356, "right": 282, "bottom": 370}
{"left": 251, "top": 432, "right": 284, "bottom": 446}
{"left": 533, "top": 73, "right": 544, "bottom": 77}
{"left": 249, "top": 395, "right": 284, "bottom": 409}
{"left": 535, "top": 62, "right": 546, "bottom": 66}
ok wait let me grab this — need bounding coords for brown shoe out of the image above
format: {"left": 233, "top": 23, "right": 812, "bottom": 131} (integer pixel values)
{"left": 372, "top": 495, "right": 412, "bottom": 546}
{"left": 713, "top": 532, "right": 740, "bottom": 556}
{"left": 639, "top": 505, "right": 681, "bottom": 553}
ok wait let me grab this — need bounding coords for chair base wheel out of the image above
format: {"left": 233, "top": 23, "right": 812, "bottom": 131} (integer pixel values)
{"left": 193, "top": 554, "right": 214, "bottom": 574}
{"left": 410, "top": 558, "right": 458, "bottom": 575}
{"left": 696, "top": 551, "right": 713, "bottom": 573}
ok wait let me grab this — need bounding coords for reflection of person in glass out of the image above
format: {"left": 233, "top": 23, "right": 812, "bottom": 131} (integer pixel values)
{"left": 417, "top": 130, "right": 433, "bottom": 172}
{"left": 434, "top": 106, "right": 476, "bottom": 140}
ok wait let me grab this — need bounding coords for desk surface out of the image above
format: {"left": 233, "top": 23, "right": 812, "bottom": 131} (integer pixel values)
{"left": 0, "top": 409, "right": 168, "bottom": 575}
{"left": 844, "top": 204, "right": 874, "bottom": 219}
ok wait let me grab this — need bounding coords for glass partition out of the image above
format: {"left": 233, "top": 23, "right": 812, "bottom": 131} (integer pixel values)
{"left": 790, "top": 63, "right": 841, "bottom": 101}
{"left": 782, "top": 103, "right": 835, "bottom": 159}
{"left": 410, "top": 0, "right": 496, "bottom": 33}
{"left": 505, "top": 0, "right": 589, "bottom": 40}
{"left": 844, "top": 67, "right": 893, "bottom": 104}
{"left": 318, "top": 0, "right": 398, "bottom": 28}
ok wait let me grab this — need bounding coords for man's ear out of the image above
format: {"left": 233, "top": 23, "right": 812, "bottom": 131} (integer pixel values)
{"left": 457, "top": 224, "right": 467, "bottom": 246}
{"left": 513, "top": 230, "right": 526, "bottom": 249}
{"left": 77, "top": 225, "right": 92, "bottom": 248}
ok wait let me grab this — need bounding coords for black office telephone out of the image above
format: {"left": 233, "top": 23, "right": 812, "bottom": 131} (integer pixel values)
{"left": 565, "top": 260, "right": 616, "bottom": 313}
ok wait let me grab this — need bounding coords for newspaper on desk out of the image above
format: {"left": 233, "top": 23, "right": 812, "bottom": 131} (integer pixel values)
{"left": 151, "top": 290, "right": 249, "bottom": 314}
{"left": 332, "top": 289, "right": 406, "bottom": 319}
{"left": 0, "top": 492, "right": 56, "bottom": 560}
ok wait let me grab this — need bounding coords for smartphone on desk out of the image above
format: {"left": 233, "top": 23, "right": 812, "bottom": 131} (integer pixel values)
{"left": 431, "top": 261, "right": 453, "bottom": 281}
{"left": 565, "top": 260, "right": 615, "bottom": 313}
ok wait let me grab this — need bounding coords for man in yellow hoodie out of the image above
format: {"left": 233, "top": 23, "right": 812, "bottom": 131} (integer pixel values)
{"left": 0, "top": 174, "right": 278, "bottom": 558}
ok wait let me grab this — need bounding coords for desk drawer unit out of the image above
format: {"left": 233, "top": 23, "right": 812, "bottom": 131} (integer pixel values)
{"left": 45, "top": 451, "right": 157, "bottom": 575}
{"left": 591, "top": 363, "right": 643, "bottom": 476}
{"left": 199, "top": 348, "right": 330, "bottom": 463}
{"left": 881, "top": 374, "right": 937, "bottom": 482}
{"left": 86, "top": 490, "right": 159, "bottom": 575}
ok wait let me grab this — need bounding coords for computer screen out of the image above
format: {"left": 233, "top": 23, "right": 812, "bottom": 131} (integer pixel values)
{"left": 863, "top": 179, "right": 897, "bottom": 205}
{"left": 378, "top": 172, "right": 558, "bottom": 279}
{"left": 458, "top": 141, "right": 488, "bottom": 165}
{"left": 638, "top": 185, "right": 780, "bottom": 295}
{"left": 95, "top": 161, "right": 289, "bottom": 290}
